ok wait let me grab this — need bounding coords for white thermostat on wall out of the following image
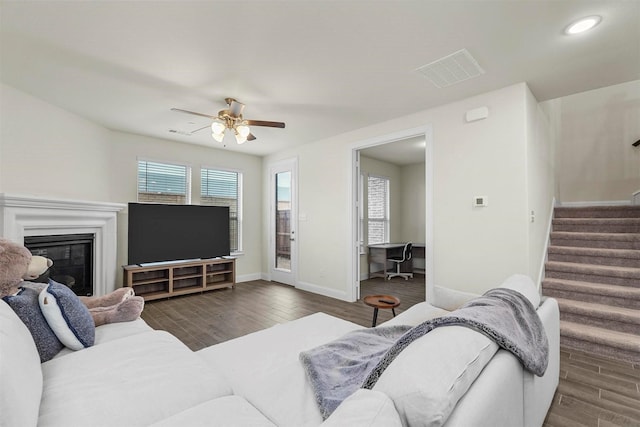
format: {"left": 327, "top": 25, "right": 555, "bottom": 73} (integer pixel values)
{"left": 473, "top": 196, "right": 488, "bottom": 207}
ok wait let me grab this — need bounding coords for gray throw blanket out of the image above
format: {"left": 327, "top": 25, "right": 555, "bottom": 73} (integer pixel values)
{"left": 299, "top": 288, "right": 549, "bottom": 419}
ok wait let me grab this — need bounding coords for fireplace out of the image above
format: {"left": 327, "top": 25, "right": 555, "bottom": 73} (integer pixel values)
{"left": 0, "top": 194, "right": 125, "bottom": 296}
{"left": 24, "top": 234, "right": 95, "bottom": 296}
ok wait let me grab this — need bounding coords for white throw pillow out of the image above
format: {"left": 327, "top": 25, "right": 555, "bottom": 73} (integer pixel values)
{"left": 0, "top": 299, "right": 43, "bottom": 427}
{"left": 373, "top": 326, "right": 499, "bottom": 427}
{"left": 321, "top": 389, "right": 403, "bottom": 427}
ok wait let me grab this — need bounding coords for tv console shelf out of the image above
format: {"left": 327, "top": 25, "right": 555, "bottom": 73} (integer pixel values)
{"left": 123, "top": 258, "right": 235, "bottom": 301}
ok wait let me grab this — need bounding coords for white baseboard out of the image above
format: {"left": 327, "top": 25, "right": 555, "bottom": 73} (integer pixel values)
{"left": 296, "top": 280, "right": 352, "bottom": 302}
{"left": 557, "top": 200, "right": 632, "bottom": 207}
{"left": 236, "top": 273, "right": 262, "bottom": 283}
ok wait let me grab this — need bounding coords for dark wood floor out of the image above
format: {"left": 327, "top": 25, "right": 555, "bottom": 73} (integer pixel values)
{"left": 141, "top": 277, "right": 640, "bottom": 426}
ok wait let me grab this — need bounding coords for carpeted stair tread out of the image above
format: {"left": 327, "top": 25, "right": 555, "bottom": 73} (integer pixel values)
{"left": 552, "top": 218, "right": 640, "bottom": 233}
{"left": 543, "top": 278, "right": 640, "bottom": 300}
{"left": 555, "top": 205, "right": 640, "bottom": 218}
{"left": 545, "top": 261, "right": 640, "bottom": 284}
{"left": 550, "top": 231, "right": 640, "bottom": 250}
{"left": 554, "top": 298, "right": 640, "bottom": 327}
{"left": 547, "top": 245, "right": 640, "bottom": 268}
{"left": 560, "top": 321, "right": 640, "bottom": 354}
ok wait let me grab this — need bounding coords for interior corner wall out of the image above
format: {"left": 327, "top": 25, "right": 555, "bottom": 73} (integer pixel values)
{"left": 264, "top": 83, "right": 531, "bottom": 299}
{"left": 358, "top": 155, "right": 401, "bottom": 279}
{"left": 400, "top": 162, "right": 426, "bottom": 243}
{"left": 0, "top": 84, "right": 264, "bottom": 284}
{"left": 105, "top": 131, "right": 263, "bottom": 284}
{"left": 555, "top": 79, "right": 640, "bottom": 203}
{"left": 0, "top": 83, "right": 112, "bottom": 200}
{"left": 525, "top": 85, "right": 556, "bottom": 285}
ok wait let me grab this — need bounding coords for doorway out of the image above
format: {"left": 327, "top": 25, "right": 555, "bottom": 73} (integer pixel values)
{"left": 269, "top": 158, "right": 298, "bottom": 286}
{"left": 349, "top": 126, "right": 433, "bottom": 302}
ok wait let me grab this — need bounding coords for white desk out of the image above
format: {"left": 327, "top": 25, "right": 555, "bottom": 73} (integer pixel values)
{"left": 368, "top": 243, "right": 425, "bottom": 279}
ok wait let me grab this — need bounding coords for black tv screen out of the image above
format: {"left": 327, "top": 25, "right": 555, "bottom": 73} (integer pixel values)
{"left": 127, "top": 203, "right": 230, "bottom": 265}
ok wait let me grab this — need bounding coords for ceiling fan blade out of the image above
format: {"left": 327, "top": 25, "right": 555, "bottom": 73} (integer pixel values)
{"left": 228, "top": 99, "right": 245, "bottom": 118}
{"left": 245, "top": 119, "right": 286, "bottom": 128}
{"left": 171, "top": 108, "right": 217, "bottom": 120}
{"left": 190, "top": 124, "right": 211, "bottom": 134}
{"left": 247, "top": 133, "right": 257, "bottom": 141}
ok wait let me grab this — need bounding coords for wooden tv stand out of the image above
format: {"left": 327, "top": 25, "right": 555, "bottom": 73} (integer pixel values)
{"left": 123, "top": 258, "right": 235, "bottom": 301}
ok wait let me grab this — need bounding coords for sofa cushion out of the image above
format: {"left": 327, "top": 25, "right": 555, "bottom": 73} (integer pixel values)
{"left": 53, "top": 318, "right": 153, "bottom": 358}
{"left": 39, "top": 280, "right": 95, "bottom": 350}
{"left": 321, "top": 389, "right": 403, "bottom": 427}
{"left": 197, "top": 312, "right": 363, "bottom": 427}
{"left": 149, "top": 396, "right": 276, "bottom": 427}
{"left": 0, "top": 300, "right": 43, "bottom": 427}
{"left": 380, "top": 301, "right": 449, "bottom": 327}
{"left": 499, "top": 274, "right": 540, "bottom": 308}
{"left": 3, "top": 286, "right": 64, "bottom": 361}
{"left": 373, "top": 325, "right": 499, "bottom": 427}
{"left": 38, "top": 330, "right": 233, "bottom": 427}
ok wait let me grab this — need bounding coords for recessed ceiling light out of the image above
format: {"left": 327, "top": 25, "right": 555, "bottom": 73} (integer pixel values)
{"left": 564, "top": 16, "right": 601, "bottom": 35}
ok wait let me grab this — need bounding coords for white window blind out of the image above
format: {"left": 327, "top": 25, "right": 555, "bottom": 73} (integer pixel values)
{"left": 201, "top": 168, "right": 242, "bottom": 252}
{"left": 367, "top": 175, "right": 389, "bottom": 245}
{"left": 137, "top": 160, "right": 189, "bottom": 204}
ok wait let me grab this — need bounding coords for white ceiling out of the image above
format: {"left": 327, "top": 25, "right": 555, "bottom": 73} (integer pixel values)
{"left": 1, "top": 1, "right": 639, "bottom": 157}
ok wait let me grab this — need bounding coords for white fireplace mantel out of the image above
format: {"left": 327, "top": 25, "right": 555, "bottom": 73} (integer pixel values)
{"left": 0, "top": 193, "right": 126, "bottom": 296}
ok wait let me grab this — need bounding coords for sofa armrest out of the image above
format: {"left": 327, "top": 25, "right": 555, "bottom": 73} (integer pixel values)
{"left": 523, "top": 296, "right": 560, "bottom": 427}
{"left": 430, "top": 286, "right": 479, "bottom": 311}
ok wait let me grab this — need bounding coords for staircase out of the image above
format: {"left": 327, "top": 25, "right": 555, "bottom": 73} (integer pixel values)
{"left": 542, "top": 205, "right": 640, "bottom": 363}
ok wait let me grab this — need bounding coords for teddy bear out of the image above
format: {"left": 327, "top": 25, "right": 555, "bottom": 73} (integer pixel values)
{"left": 0, "top": 238, "right": 144, "bottom": 326}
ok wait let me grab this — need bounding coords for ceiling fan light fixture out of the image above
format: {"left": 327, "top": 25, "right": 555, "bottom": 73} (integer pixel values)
{"left": 236, "top": 124, "right": 251, "bottom": 138}
{"left": 234, "top": 130, "right": 247, "bottom": 145}
{"left": 211, "top": 120, "right": 226, "bottom": 135}
{"left": 212, "top": 132, "right": 225, "bottom": 142}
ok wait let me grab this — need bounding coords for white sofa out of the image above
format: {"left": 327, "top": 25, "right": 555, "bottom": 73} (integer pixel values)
{"left": 1, "top": 275, "right": 559, "bottom": 427}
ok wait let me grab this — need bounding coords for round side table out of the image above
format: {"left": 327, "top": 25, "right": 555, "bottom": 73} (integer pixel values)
{"left": 363, "top": 294, "right": 401, "bottom": 327}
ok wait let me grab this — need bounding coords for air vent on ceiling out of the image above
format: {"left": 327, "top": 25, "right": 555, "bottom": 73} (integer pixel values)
{"left": 416, "top": 48, "right": 485, "bottom": 88}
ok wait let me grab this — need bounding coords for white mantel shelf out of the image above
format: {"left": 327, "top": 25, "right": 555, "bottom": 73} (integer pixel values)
{"left": 0, "top": 193, "right": 126, "bottom": 296}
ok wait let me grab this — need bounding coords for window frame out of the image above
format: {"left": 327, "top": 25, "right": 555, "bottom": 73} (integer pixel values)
{"left": 200, "top": 166, "right": 243, "bottom": 255}
{"left": 136, "top": 158, "right": 192, "bottom": 205}
{"left": 366, "top": 174, "right": 390, "bottom": 246}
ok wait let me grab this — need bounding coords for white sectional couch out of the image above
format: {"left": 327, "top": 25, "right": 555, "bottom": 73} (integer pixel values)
{"left": 1, "top": 275, "right": 559, "bottom": 427}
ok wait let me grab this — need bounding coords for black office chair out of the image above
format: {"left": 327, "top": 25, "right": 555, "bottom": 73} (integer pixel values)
{"left": 386, "top": 242, "right": 413, "bottom": 280}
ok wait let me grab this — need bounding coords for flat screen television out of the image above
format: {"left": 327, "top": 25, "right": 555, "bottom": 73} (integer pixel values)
{"left": 127, "top": 202, "right": 230, "bottom": 265}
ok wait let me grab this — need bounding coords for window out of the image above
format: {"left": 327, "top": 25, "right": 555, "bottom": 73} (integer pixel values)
{"left": 201, "top": 168, "right": 242, "bottom": 253}
{"left": 137, "top": 160, "right": 190, "bottom": 204}
{"left": 367, "top": 175, "right": 389, "bottom": 245}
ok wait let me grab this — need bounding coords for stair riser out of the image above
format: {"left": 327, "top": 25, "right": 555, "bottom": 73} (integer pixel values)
{"left": 542, "top": 288, "right": 640, "bottom": 310}
{"left": 545, "top": 270, "right": 640, "bottom": 287}
{"left": 547, "top": 253, "right": 640, "bottom": 268}
{"left": 550, "top": 237, "right": 640, "bottom": 250}
{"left": 555, "top": 207, "right": 640, "bottom": 219}
{"left": 553, "top": 223, "right": 640, "bottom": 234}
{"left": 560, "top": 337, "right": 640, "bottom": 364}
{"left": 560, "top": 312, "right": 640, "bottom": 334}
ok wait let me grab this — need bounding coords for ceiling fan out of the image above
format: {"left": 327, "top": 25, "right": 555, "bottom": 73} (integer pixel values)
{"left": 171, "top": 98, "right": 285, "bottom": 145}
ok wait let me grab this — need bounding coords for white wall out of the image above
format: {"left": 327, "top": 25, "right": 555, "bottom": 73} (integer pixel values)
{"left": 0, "top": 84, "right": 264, "bottom": 284}
{"left": 265, "top": 83, "right": 537, "bottom": 298}
{"left": 358, "top": 155, "right": 401, "bottom": 278}
{"left": 0, "top": 83, "right": 112, "bottom": 200}
{"left": 108, "top": 131, "right": 263, "bottom": 283}
{"left": 555, "top": 79, "right": 640, "bottom": 203}
{"left": 400, "top": 162, "right": 426, "bottom": 243}
{"left": 526, "top": 86, "right": 556, "bottom": 285}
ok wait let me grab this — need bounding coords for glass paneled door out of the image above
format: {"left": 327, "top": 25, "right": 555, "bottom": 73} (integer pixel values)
{"left": 270, "top": 159, "right": 297, "bottom": 285}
